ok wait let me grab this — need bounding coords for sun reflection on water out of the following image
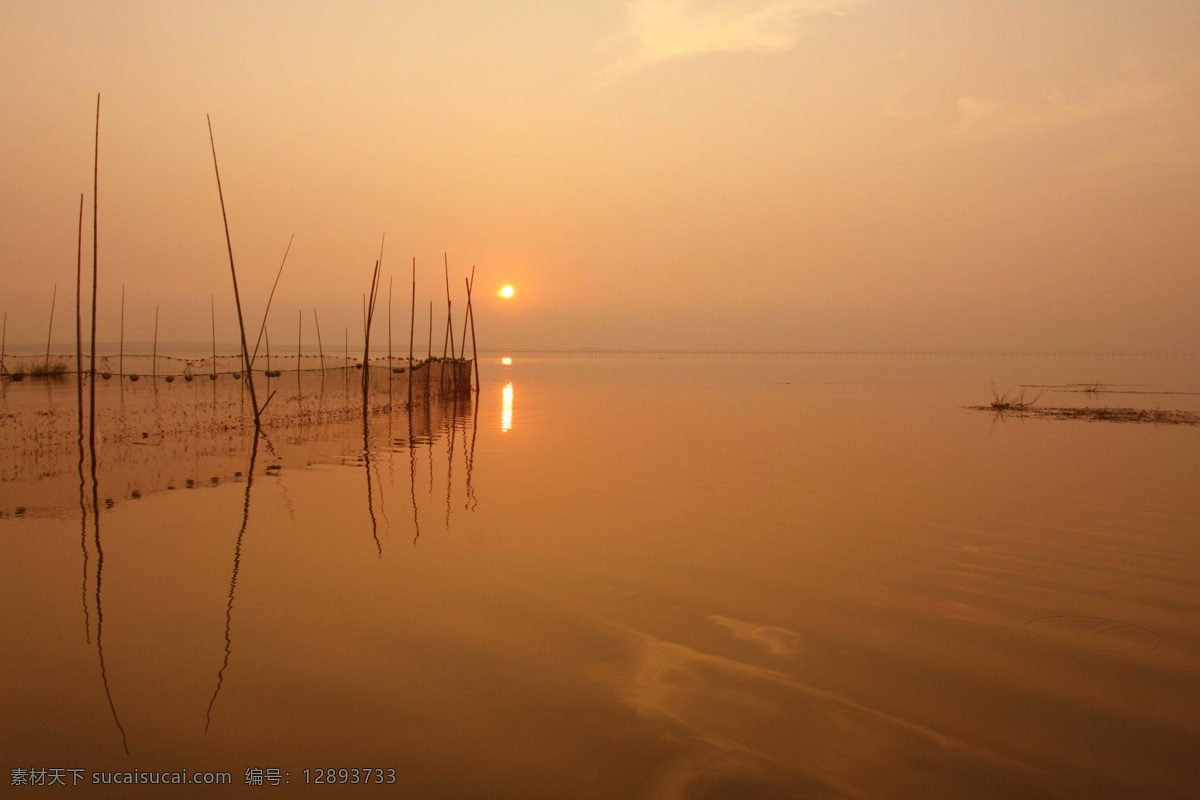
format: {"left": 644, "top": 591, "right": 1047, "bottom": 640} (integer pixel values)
{"left": 501, "top": 382, "right": 513, "bottom": 432}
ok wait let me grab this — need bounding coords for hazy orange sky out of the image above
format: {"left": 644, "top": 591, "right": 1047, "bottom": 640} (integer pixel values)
{"left": 2, "top": 1, "right": 1198, "bottom": 351}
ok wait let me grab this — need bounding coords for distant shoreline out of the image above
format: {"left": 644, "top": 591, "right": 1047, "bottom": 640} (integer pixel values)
{"left": 3, "top": 343, "right": 1196, "bottom": 360}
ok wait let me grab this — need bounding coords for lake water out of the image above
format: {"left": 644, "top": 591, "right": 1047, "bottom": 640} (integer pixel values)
{"left": 2, "top": 355, "right": 1198, "bottom": 799}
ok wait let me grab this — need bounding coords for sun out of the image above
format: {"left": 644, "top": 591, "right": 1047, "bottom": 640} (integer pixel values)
{"left": 499, "top": 285, "right": 515, "bottom": 298}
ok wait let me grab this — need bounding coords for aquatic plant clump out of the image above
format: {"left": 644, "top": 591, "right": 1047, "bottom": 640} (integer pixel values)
{"left": 26, "top": 358, "right": 71, "bottom": 378}
{"left": 986, "top": 385, "right": 1039, "bottom": 412}
{"left": 971, "top": 385, "right": 1200, "bottom": 425}
{"left": 996, "top": 406, "right": 1200, "bottom": 425}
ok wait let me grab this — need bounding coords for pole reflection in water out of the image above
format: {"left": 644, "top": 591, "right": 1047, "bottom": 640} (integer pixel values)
{"left": 0, "top": 359, "right": 492, "bottom": 779}
{"left": 408, "top": 405, "right": 421, "bottom": 546}
{"left": 78, "top": 428, "right": 90, "bottom": 645}
{"left": 445, "top": 392, "right": 457, "bottom": 529}
{"left": 374, "top": 429, "right": 390, "bottom": 536}
{"left": 501, "top": 381, "right": 513, "bottom": 433}
{"left": 91, "top": 398, "right": 129, "bottom": 754}
{"left": 76, "top": 366, "right": 90, "bottom": 646}
{"left": 363, "top": 388, "right": 383, "bottom": 557}
{"left": 205, "top": 427, "right": 260, "bottom": 733}
{"left": 465, "top": 391, "right": 479, "bottom": 511}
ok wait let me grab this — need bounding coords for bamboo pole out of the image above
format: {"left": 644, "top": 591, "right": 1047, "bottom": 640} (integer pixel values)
{"left": 210, "top": 295, "right": 217, "bottom": 378}
{"left": 119, "top": 285, "right": 124, "bottom": 379}
{"left": 426, "top": 300, "right": 433, "bottom": 402}
{"left": 443, "top": 252, "right": 454, "bottom": 362}
{"left": 0, "top": 312, "right": 6, "bottom": 377}
{"left": 89, "top": 93, "right": 99, "bottom": 452}
{"left": 408, "top": 256, "right": 416, "bottom": 405}
{"left": 265, "top": 326, "right": 271, "bottom": 375}
{"left": 363, "top": 258, "right": 381, "bottom": 395}
{"left": 377, "top": 234, "right": 386, "bottom": 370}
{"left": 387, "top": 275, "right": 393, "bottom": 400}
{"left": 465, "top": 271, "right": 480, "bottom": 391}
{"left": 206, "top": 114, "right": 260, "bottom": 427}
{"left": 313, "top": 308, "right": 324, "bottom": 372}
{"left": 459, "top": 268, "right": 473, "bottom": 361}
{"left": 75, "top": 192, "right": 84, "bottom": 467}
{"left": 45, "top": 282, "right": 57, "bottom": 371}
{"left": 250, "top": 233, "right": 294, "bottom": 369}
{"left": 152, "top": 305, "right": 158, "bottom": 379}
{"left": 297, "top": 309, "right": 302, "bottom": 379}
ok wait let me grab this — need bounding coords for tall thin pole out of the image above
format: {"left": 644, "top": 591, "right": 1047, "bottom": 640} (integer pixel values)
{"left": 313, "top": 308, "right": 324, "bottom": 372}
{"left": 206, "top": 114, "right": 260, "bottom": 427}
{"left": 250, "top": 234, "right": 294, "bottom": 369}
{"left": 362, "top": 258, "right": 381, "bottom": 395}
{"left": 459, "top": 268, "right": 473, "bottom": 361}
{"left": 152, "top": 305, "right": 158, "bottom": 379}
{"left": 119, "top": 285, "right": 124, "bottom": 378}
{"left": 75, "top": 195, "right": 84, "bottom": 422}
{"left": 387, "top": 275, "right": 393, "bottom": 400}
{"left": 89, "top": 93, "right": 99, "bottom": 453}
{"left": 44, "top": 283, "right": 57, "bottom": 371}
{"left": 465, "top": 271, "right": 480, "bottom": 391}
{"left": 297, "top": 309, "right": 302, "bottom": 379}
{"left": 426, "top": 300, "right": 433, "bottom": 403}
{"left": 210, "top": 295, "right": 217, "bottom": 378}
{"left": 408, "top": 257, "right": 416, "bottom": 405}
{"left": 0, "top": 312, "right": 6, "bottom": 377}
{"left": 443, "top": 253, "right": 454, "bottom": 362}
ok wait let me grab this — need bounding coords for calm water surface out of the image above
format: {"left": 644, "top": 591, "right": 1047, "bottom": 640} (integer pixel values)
{"left": 2, "top": 355, "right": 1198, "bottom": 798}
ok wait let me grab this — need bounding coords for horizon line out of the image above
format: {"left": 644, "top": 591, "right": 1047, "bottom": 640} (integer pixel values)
{"left": 5, "top": 342, "right": 1197, "bottom": 359}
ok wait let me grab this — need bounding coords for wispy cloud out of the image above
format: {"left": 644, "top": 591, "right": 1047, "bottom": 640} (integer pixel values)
{"left": 949, "top": 75, "right": 1173, "bottom": 144}
{"left": 596, "top": 0, "right": 865, "bottom": 84}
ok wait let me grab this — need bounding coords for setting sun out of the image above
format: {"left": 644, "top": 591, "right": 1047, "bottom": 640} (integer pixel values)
{"left": 499, "top": 285, "right": 515, "bottom": 298}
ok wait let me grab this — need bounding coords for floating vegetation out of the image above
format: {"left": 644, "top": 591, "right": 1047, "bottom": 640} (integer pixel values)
{"left": 1021, "top": 382, "right": 1200, "bottom": 397}
{"left": 972, "top": 386, "right": 1199, "bottom": 425}
{"left": 985, "top": 385, "right": 1039, "bottom": 412}
{"left": 1011, "top": 407, "right": 1199, "bottom": 425}
{"left": 27, "top": 358, "right": 70, "bottom": 378}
